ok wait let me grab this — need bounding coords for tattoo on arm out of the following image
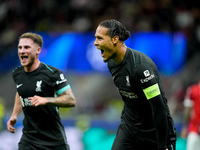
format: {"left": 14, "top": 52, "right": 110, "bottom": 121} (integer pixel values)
{"left": 47, "top": 89, "right": 76, "bottom": 107}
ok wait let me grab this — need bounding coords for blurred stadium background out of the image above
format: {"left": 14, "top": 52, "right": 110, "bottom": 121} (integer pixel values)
{"left": 0, "top": 0, "right": 200, "bottom": 149}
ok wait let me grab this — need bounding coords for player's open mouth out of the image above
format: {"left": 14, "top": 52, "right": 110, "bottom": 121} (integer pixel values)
{"left": 101, "top": 50, "right": 105, "bottom": 56}
{"left": 21, "top": 56, "right": 28, "bottom": 61}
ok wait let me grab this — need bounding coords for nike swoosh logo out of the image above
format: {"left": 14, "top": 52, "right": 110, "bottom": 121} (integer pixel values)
{"left": 16, "top": 84, "right": 23, "bottom": 88}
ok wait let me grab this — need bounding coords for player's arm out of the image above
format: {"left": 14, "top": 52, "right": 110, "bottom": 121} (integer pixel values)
{"left": 181, "top": 106, "right": 191, "bottom": 138}
{"left": 47, "top": 87, "right": 76, "bottom": 107}
{"left": 163, "top": 95, "right": 177, "bottom": 150}
{"left": 144, "top": 83, "right": 168, "bottom": 150}
{"left": 30, "top": 69, "right": 76, "bottom": 107}
{"left": 181, "top": 87, "right": 192, "bottom": 138}
{"left": 29, "top": 87, "right": 76, "bottom": 107}
{"left": 7, "top": 92, "right": 22, "bottom": 133}
{"left": 136, "top": 64, "right": 169, "bottom": 150}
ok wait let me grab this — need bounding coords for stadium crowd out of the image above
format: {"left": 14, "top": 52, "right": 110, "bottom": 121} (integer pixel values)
{"left": 0, "top": 0, "right": 200, "bottom": 59}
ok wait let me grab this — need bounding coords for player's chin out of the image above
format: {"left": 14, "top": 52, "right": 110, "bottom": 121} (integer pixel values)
{"left": 103, "top": 55, "right": 112, "bottom": 63}
{"left": 20, "top": 61, "right": 29, "bottom": 67}
{"left": 20, "top": 62, "right": 27, "bottom": 67}
{"left": 103, "top": 58, "right": 109, "bottom": 63}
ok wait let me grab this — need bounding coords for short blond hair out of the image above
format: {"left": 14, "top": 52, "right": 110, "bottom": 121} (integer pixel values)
{"left": 19, "top": 32, "right": 43, "bottom": 47}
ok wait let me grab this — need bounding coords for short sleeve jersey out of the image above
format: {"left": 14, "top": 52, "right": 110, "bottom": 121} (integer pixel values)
{"left": 12, "top": 62, "right": 71, "bottom": 146}
{"left": 184, "top": 84, "right": 200, "bottom": 133}
{"left": 107, "top": 48, "right": 176, "bottom": 149}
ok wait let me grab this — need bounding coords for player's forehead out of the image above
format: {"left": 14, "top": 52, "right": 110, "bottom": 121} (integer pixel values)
{"left": 95, "top": 26, "right": 109, "bottom": 37}
{"left": 18, "top": 38, "right": 34, "bottom": 47}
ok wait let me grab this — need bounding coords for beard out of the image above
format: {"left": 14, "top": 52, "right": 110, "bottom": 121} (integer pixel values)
{"left": 20, "top": 56, "right": 35, "bottom": 68}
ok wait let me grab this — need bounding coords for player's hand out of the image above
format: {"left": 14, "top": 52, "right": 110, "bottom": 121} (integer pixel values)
{"left": 7, "top": 116, "right": 17, "bottom": 133}
{"left": 29, "top": 95, "right": 48, "bottom": 107}
{"left": 167, "top": 131, "right": 176, "bottom": 150}
{"left": 166, "top": 142, "right": 176, "bottom": 150}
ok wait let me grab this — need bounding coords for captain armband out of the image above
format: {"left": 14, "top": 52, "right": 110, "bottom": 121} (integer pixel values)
{"left": 143, "top": 83, "right": 161, "bottom": 100}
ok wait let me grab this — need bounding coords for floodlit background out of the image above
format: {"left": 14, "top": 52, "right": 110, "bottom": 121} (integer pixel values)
{"left": 0, "top": 0, "right": 200, "bottom": 149}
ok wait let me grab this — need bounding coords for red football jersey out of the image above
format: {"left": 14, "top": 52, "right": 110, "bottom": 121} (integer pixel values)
{"left": 184, "top": 83, "right": 200, "bottom": 133}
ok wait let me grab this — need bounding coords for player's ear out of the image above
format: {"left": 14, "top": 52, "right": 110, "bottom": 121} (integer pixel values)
{"left": 112, "top": 35, "right": 119, "bottom": 44}
{"left": 36, "top": 47, "right": 41, "bottom": 54}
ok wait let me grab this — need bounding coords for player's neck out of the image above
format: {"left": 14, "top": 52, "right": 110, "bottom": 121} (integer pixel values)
{"left": 24, "top": 60, "right": 41, "bottom": 72}
{"left": 113, "top": 44, "right": 127, "bottom": 65}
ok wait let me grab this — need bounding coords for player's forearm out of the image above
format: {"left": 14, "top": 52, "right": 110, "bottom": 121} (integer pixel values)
{"left": 150, "top": 96, "right": 168, "bottom": 149}
{"left": 12, "top": 104, "right": 22, "bottom": 117}
{"left": 11, "top": 93, "right": 22, "bottom": 117}
{"left": 47, "top": 96, "right": 76, "bottom": 107}
{"left": 47, "top": 89, "right": 76, "bottom": 107}
{"left": 183, "top": 107, "right": 191, "bottom": 127}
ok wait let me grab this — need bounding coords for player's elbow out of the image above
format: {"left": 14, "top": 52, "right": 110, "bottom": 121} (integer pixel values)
{"left": 71, "top": 97, "right": 76, "bottom": 107}
{"left": 69, "top": 95, "right": 76, "bottom": 107}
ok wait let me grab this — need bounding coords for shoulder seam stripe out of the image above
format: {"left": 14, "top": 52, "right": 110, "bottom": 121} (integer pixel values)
{"left": 42, "top": 62, "right": 54, "bottom": 73}
{"left": 130, "top": 49, "right": 136, "bottom": 68}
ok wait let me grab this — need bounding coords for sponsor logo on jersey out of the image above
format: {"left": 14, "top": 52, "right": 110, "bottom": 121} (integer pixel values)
{"left": 36, "top": 80, "right": 42, "bottom": 92}
{"left": 56, "top": 74, "right": 67, "bottom": 85}
{"left": 16, "top": 84, "right": 23, "bottom": 88}
{"left": 20, "top": 96, "right": 32, "bottom": 107}
{"left": 140, "top": 74, "right": 155, "bottom": 83}
{"left": 119, "top": 90, "right": 138, "bottom": 99}
{"left": 143, "top": 70, "right": 150, "bottom": 77}
{"left": 126, "top": 76, "right": 131, "bottom": 86}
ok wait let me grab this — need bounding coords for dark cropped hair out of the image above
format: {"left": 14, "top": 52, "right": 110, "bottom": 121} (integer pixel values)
{"left": 19, "top": 32, "right": 43, "bottom": 47}
{"left": 99, "top": 19, "right": 131, "bottom": 42}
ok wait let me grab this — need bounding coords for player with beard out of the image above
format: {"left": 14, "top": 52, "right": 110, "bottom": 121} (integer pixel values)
{"left": 7, "top": 32, "right": 76, "bottom": 150}
{"left": 94, "top": 19, "right": 176, "bottom": 150}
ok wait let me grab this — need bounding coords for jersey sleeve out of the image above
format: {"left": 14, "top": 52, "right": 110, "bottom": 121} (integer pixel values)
{"left": 12, "top": 66, "right": 22, "bottom": 83}
{"left": 51, "top": 68, "right": 71, "bottom": 96}
{"left": 135, "top": 63, "right": 169, "bottom": 149}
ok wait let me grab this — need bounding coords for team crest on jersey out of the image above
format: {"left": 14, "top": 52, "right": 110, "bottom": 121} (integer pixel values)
{"left": 126, "top": 76, "right": 131, "bottom": 86}
{"left": 36, "top": 80, "right": 42, "bottom": 92}
{"left": 143, "top": 70, "right": 150, "bottom": 77}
